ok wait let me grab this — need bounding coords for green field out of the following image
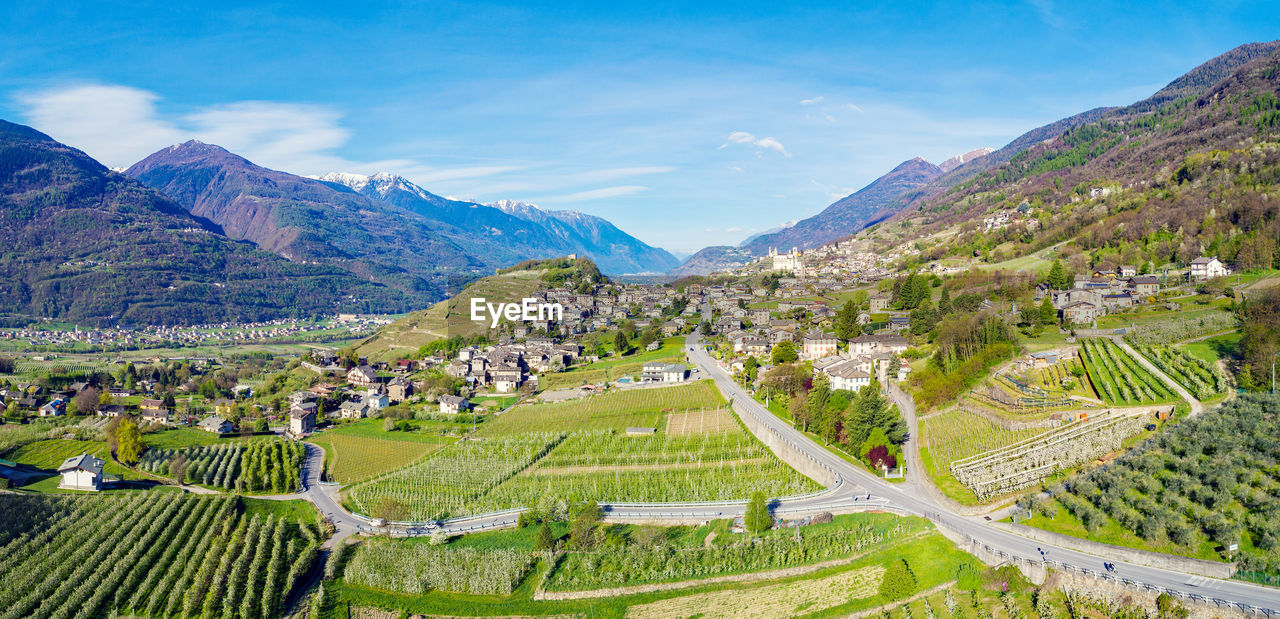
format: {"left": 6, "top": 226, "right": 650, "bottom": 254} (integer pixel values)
{"left": 481, "top": 380, "right": 726, "bottom": 436}
{"left": 540, "top": 336, "right": 687, "bottom": 390}
{"left": 142, "top": 427, "right": 238, "bottom": 450}
{"left": 343, "top": 380, "right": 816, "bottom": 520}
{"left": 330, "top": 514, "right": 993, "bottom": 618}
{"left": 1182, "top": 331, "right": 1241, "bottom": 365}
{"left": 309, "top": 419, "right": 453, "bottom": 484}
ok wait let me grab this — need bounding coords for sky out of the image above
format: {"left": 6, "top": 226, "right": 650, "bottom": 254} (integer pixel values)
{"left": 2, "top": 1, "right": 1278, "bottom": 255}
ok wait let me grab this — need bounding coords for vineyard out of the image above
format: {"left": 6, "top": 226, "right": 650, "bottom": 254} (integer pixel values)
{"left": 1036, "top": 394, "right": 1280, "bottom": 580}
{"left": 1128, "top": 343, "right": 1229, "bottom": 399}
{"left": 920, "top": 409, "right": 1044, "bottom": 479}
{"left": 1078, "top": 339, "right": 1176, "bottom": 405}
{"left": 308, "top": 433, "right": 444, "bottom": 484}
{"left": 0, "top": 493, "right": 320, "bottom": 619}
{"left": 544, "top": 514, "right": 916, "bottom": 591}
{"left": 346, "top": 433, "right": 566, "bottom": 520}
{"left": 1121, "top": 311, "right": 1237, "bottom": 347}
{"left": 139, "top": 439, "right": 306, "bottom": 493}
{"left": 345, "top": 541, "right": 534, "bottom": 595}
{"left": 346, "top": 424, "right": 815, "bottom": 520}
{"left": 480, "top": 380, "right": 726, "bottom": 436}
{"left": 949, "top": 410, "right": 1147, "bottom": 500}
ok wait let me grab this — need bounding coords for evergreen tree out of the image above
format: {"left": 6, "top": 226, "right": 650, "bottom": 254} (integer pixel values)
{"left": 1046, "top": 260, "right": 1070, "bottom": 290}
{"left": 771, "top": 341, "right": 798, "bottom": 364}
{"left": 835, "top": 301, "right": 861, "bottom": 340}
{"left": 879, "top": 558, "right": 918, "bottom": 600}
{"left": 535, "top": 522, "right": 555, "bottom": 551}
{"left": 938, "top": 287, "right": 952, "bottom": 315}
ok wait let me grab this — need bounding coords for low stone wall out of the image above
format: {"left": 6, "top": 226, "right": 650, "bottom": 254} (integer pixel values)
{"left": 994, "top": 522, "right": 1235, "bottom": 579}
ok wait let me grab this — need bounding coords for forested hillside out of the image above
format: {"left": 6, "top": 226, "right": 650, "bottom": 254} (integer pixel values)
{"left": 0, "top": 121, "right": 407, "bottom": 325}
{"left": 873, "top": 42, "right": 1280, "bottom": 275}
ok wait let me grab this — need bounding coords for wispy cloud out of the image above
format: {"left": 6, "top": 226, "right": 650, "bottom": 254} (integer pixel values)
{"left": 719, "top": 131, "right": 790, "bottom": 157}
{"left": 14, "top": 83, "right": 532, "bottom": 186}
{"left": 539, "top": 185, "right": 649, "bottom": 203}
{"left": 800, "top": 96, "right": 824, "bottom": 106}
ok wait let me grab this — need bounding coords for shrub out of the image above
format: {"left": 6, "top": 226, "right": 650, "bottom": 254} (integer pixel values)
{"left": 879, "top": 558, "right": 917, "bottom": 600}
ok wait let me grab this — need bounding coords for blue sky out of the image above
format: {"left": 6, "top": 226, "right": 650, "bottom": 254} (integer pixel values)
{"left": 2, "top": 1, "right": 1278, "bottom": 255}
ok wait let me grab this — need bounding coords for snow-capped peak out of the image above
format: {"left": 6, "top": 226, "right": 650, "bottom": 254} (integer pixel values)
{"left": 489, "top": 199, "right": 544, "bottom": 215}
{"left": 317, "top": 171, "right": 438, "bottom": 201}
{"left": 317, "top": 171, "right": 372, "bottom": 192}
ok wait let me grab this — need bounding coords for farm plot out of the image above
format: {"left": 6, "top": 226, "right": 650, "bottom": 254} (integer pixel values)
{"left": 480, "top": 380, "right": 726, "bottom": 436}
{"left": 666, "top": 408, "right": 740, "bottom": 435}
{"left": 308, "top": 433, "right": 443, "bottom": 484}
{"left": 1129, "top": 343, "right": 1229, "bottom": 399}
{"left": 346, "top": 433, "right": 565, "bottom": 521}
{"left": 950, "top": 411, "right": 1147, "bottom": 500}
{"left": 920, "top": 409, "right": 1043, "bottom": 479}
{"left": 1121, "top": 311, "right": 1237, "bottom": 346}
{"left": 1078, "top": 339, "right": 1176, "bottom": 405}
{"left": 345, "top": 541, "right": 534, "bottom": 596}
{"left": 0, "top": 493, "right": 320, "bottom": 619}
{"left": 626, "top": 565, "right": 885, "bottom": 619}
{"left": 139, "top": 439, "right": 305, "bottom": 493}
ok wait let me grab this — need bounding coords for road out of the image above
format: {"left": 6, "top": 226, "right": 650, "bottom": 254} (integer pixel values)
{"left": 295, "top": 336, "right": 1280, "bottom": 613}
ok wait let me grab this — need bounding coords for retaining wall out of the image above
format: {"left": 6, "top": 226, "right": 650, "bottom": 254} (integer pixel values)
{"left": 994, "top": 522, "right": 1235, "bottom": 579}
{"left": 731, "top": 399, "right": 839, "bottom": 487}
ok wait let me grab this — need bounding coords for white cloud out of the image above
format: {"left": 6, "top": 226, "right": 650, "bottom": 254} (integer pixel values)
{"left": 14, "top": 83, "right": 538, "bottom": 186}
{"left": 844, "top": 103, "right": 864, "bottom": 113}
{"left": 16, "top": 84, "right": 186, "bottom": 168}
{"left": 720, "top": 131, "right": 790, "bottom": 158}
{"left": 539, "top": 185, "right": 649, "bottom": 203}
{"left": 800, "top": 96, "right": 824, "bottom": 106}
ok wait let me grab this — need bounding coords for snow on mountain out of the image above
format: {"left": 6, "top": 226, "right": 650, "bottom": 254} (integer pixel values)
{"left": 938, "top": 147, "right": 995, "bottom": 173}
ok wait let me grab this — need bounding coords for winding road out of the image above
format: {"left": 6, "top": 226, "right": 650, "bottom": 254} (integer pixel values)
{"left": 296, "top": 335, "right": 1280, "bottom": 613}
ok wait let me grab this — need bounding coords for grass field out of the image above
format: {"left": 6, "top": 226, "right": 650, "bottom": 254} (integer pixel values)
{"left": 539, "top": 336, "right": 687, "bottom": 390}
{"left": 328, "top": 515, "right": 989, "bottom": 618}
{"left": 142, "top": 427, "right": 237, "bottom": 450}
{"left": 480, "top": 380, "right": 726, "bottom": 436}
{"left": 1182, "top": 331, "right": 1241, "bottom": 365}
{"left": 666, "top": 408, "right": 739, "bottom": 435}
{"left": 308, "top": 418, "right": 457, "bottom": 484}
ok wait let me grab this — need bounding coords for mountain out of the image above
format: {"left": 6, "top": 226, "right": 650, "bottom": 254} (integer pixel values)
{"left": 667, "top": 245, "right": 757, "bottom": 277}
{"left": 939, "top": 148, "right": 995, "bottom": 173}
{"left": 316, "top": 174, "right": 678, "bottom": 275}
{"left": 862, "top": 40, "right": 1280, "bottom": 270}
{"left": 739, "top": 157, "right": 944, "bottom": 256}
{"left": 489, "top": 200, "right": 681, "bottom": 274}
{"left": 0, "top": 120, "right": 406, "bottom": 326}
{"left": 126, "top": 143, "right": 485, "bottom": 306}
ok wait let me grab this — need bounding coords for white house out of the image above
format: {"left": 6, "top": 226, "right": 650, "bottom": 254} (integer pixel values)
{"left": 1189, "top": 256, "right": 1229, "bottom": 280}
{"left": 57, "top": 454, "right": 104, "bottom": 491}
{"left": 641, "top": 362, "right": 687, "bottom": 383}
{"left": 439, "top": 395, "right": 470, "bottom": 414}
{"left": 826, "top": 361, "right": 871, "bottom": 391}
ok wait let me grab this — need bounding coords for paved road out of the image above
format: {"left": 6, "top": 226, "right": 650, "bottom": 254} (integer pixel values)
{"left": 292, "top": 336, "right": 1280, "bottom": 612}
{"left": 297, "top": 442, "right": 365, "bottom": 548}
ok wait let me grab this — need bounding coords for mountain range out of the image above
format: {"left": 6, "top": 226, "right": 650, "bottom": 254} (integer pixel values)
{"left": 669, "top": 39, "right": 1280, "bottom": 276}
{"left": 0, "top": 121, "right": 404, "bottom": 325}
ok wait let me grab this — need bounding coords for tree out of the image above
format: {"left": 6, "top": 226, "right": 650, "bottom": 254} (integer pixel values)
{"left": 699, "top": 320, "right": 713, "bottom": 336}
{"left": 253, "top": 417, "right": 268, "bottom": 433}
{"left": 1038, "top": 297, "right": 1057, "bottom": 325}
{"left": 162, "top": 392, "right": 177, "bottom": 410}
{"left": 373, "top": 497, "right": 407, "bottom": 522}
{"left": 535, "top": 521, "right": 556, "bottom": 551}
{"left": 879, "top": 558, "right": 918, "bottom": 600}
{"left": 613, "top": 331, "right": 630, "bottom": 356}
{"left": 73, "top": 387, "right": 101, "bottom": 416}
{"left": 168, "top": 453, "right": 190, "bottom": 484}
{"left": 771, "top": 341, "right": 798, "bottom": 364}
{"left": 742, "top": 357, "right": 760, "bottom": 384}
{"left": 744, "top": 491, "right": 771, "bottom": 534}
{"left": 835, "top": 301, "right": 861, "bottom": 340}
{"left": 570, "top": 502, "right": 603, "bottom": 549}
{"left": 1046, "top": 260, "right": 1071, "bottom": 290}
{"left": 115, "top": 417, "right": 142, "bottom": 465}
{"left": 938, "top": 287, "right": 953, "bottom": 315}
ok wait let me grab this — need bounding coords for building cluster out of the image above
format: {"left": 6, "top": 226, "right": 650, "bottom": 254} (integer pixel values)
{"left": 0, "top": 316, "right": 380, "bottom": 350}
{"left": 1034, "top": 266, "right": 1170, "bottom": 324}
{"left": 442, "top": 339, "right": 582, "bottom": 393}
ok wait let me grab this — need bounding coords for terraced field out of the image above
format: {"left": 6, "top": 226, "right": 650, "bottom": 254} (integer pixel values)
{"left": 481, "top": 380, "right": 726, "bottom": 436}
